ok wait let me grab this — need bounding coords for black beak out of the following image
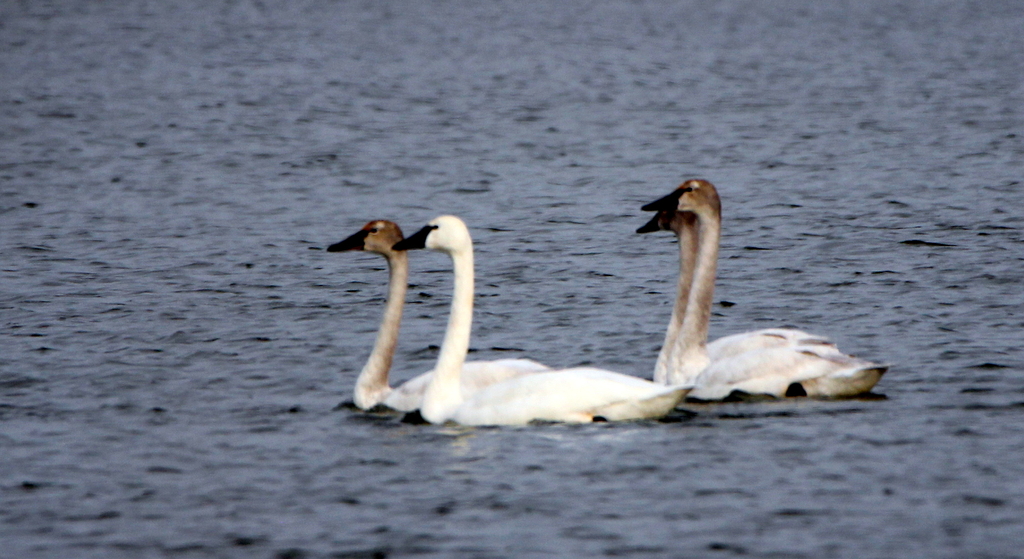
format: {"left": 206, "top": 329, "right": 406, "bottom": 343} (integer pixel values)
{"left": 392, "top": 225, "right": 436, "bottom": 251}
{"left": 640, "top": 188, "right": 690, "bottom": 212}
{"left": 327, "top": 229, "right": 369, "bottom": 252}
{"left": 636, "top": 212, "right": 665, "bottom": 234}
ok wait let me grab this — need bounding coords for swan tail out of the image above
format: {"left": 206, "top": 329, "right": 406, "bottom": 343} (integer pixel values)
{"left": 801, "top": 363, "right": 888, "bottom": 397}
{"left": 591, "top": 385, "right": 691, "bottom": 421}
{"left": 689, "top": 345, "right": 887, "bottom": 400}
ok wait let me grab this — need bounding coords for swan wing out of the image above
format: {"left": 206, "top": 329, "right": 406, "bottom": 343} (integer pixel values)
{"left": 460, "top": 358, "right": 552, "bottom": 393}
{"left": 690, "top": 346, "right": 885, "bottom": 400}
{"left": 707, "top": 328, "right": 835, "bottom": 362}
{"left": 450, "top": 368, "right": 690, "bottom": 426}
{"left": 381, "top": 358, "right": 551, "bottom": 412}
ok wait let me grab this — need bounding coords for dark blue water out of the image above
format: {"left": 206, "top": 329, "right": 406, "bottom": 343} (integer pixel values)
{"left": 2, "top": 1, "right": 1024, "bottom": 557}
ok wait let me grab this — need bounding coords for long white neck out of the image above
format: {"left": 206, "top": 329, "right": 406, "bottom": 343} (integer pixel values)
{"left": 654, "top": 214, "right": 697, "bottom": 384}
{"left": 353, "top": 251, "right": 408, "bottom": 409}
{"left": 420, "top": 244, "right": 474, "bottom": 424}
{"left": 667, "top": 208, "right": 720, "bottom": 385}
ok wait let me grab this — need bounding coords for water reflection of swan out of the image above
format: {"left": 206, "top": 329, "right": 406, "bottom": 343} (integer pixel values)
{"left": 639, "top": 180, "right": 887, "bottom": 399}
{"left": 327, "top": 220, "right": 548, "bottom": 411}
{"left": 393, "top": 215, "right": 690, "bottom": 425}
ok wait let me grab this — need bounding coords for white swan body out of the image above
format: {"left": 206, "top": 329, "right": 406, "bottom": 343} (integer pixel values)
{"left": 393, "top": 215, "right": 689, "bottom": 426}
{"left": 328, "top": 220, "right": 548, "bottom": 411}
{"left": 449, "top": 368, "right": 690, "bottom": 425}
{"left": 640, "top": 180, "right": 886, "bottom": 398}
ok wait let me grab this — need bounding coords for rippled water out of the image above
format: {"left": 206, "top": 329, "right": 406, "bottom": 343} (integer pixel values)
{"left": 2, "top": 1, "right": 1024, "bottom": 557}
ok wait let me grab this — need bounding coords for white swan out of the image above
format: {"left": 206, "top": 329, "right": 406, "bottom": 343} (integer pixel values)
{"left": 392, "top": 215, "right": 690, "bottom": 425}
{"left": 639, "top": 180, "right": 887, "bottom": 398}
{"left": 328, "top": 220, "right": 549, "bottom": 411}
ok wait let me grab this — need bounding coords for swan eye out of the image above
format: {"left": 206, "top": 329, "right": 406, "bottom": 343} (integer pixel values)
{"left": 369, "top": 228, "right": 378, "bottom": 233}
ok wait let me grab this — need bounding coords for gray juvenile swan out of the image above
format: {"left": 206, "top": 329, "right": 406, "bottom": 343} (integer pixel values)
{"left": 636, "top": 198, "right": 833, "bottom": 384}
{"left": 639, "top": 180, "right": 887, "bottom": 399}
{"left": 328, "top": 220, "right": 549, "bottom": 411}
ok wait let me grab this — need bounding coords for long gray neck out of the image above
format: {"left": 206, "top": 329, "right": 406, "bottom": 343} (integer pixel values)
{"left": 667, "top": 208, "right": 720, "bottom": 385}
{"left": 654, "top": 213, "right": 697, "bottom": 384}
{"left": 353, "top": 251, "right": 408, "bottom": 409}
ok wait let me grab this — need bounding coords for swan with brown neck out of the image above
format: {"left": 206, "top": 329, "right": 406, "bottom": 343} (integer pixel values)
{"left": 639, "top": 180, "right": 886, "bottom": 398}
{"left": 637, "top": 203, "right": 834, "bottom": 383}
{"left": 394, "top": 215, "right": 690, "bottom": 425}
{"left": 328, "top": 220, "right": 549, "bottom": 411}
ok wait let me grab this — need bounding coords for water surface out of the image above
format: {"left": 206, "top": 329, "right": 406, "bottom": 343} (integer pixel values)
{"left": 2, "top": 1, "right": 1024, "bottom": 557}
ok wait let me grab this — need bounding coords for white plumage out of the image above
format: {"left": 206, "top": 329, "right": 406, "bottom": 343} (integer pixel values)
{"left": 394, "top": 215, "right": 689, "bottom": 425}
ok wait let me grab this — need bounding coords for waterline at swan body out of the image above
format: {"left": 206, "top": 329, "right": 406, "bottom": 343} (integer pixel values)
{"left": 393, "top": 215, "right": 690, "bottom": 426}
{"left": 328, "top": 220, "right": 548, "bottom": 411}
{"left": 639, "top": 180, "right": 887, "bottom": 398}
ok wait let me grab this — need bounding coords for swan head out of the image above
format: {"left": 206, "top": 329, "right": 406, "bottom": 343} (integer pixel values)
{"left": 393, "top": 215, "right": 472, "bottom": 254}
{"left": 641, "top": 179, "right": 721, "bottom": 219}
{"left": 327, "top": 220, "right": 405, "bottom": 255}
